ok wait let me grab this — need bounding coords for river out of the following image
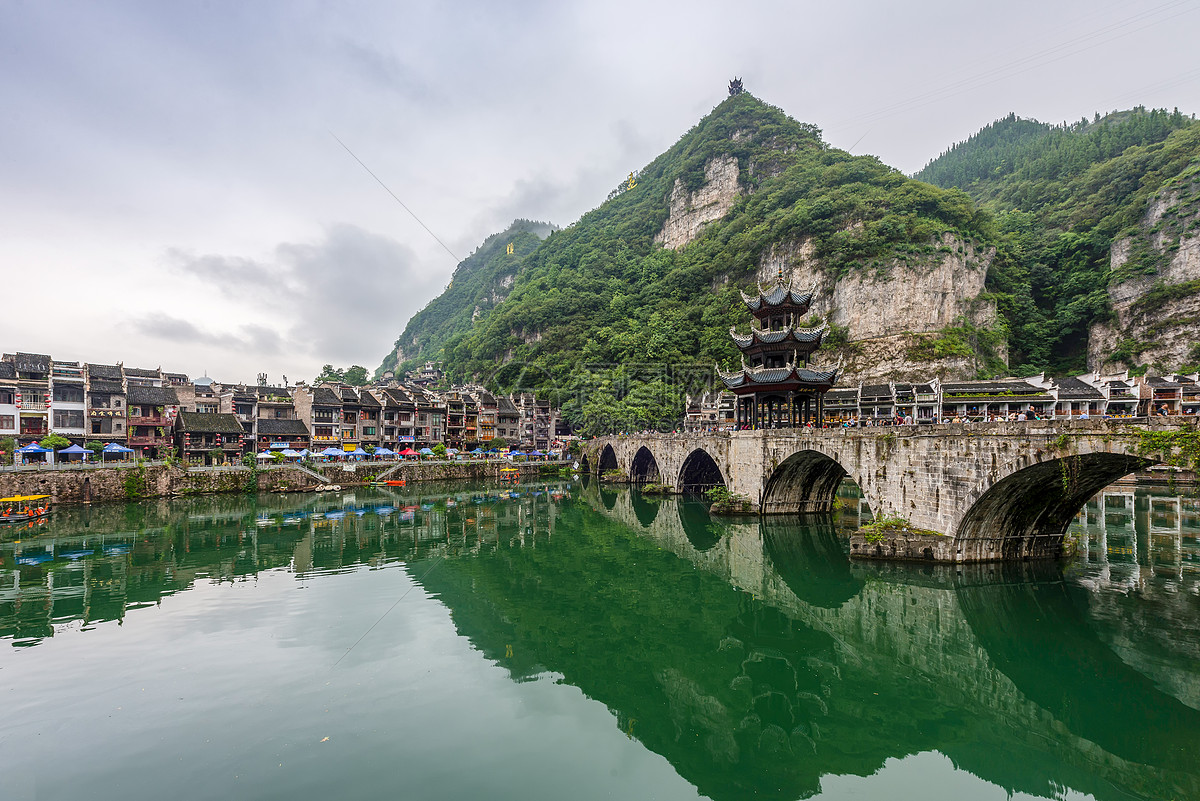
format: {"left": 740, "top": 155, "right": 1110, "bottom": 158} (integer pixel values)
{"left": 1, "top": 478, "right": 1198, "bottom": 801}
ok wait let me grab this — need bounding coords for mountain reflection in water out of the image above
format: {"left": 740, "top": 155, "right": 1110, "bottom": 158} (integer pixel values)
{"left": 2, "top": 480, "right": 1198, "bottom": 801}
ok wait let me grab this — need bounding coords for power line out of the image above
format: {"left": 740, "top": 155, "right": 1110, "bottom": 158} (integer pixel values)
{"left": 330, "top": 131, "right": 462, "bottom": 264}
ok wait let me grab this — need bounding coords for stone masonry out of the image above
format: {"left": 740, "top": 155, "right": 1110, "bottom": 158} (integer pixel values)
{"left": 583, "top": 419, "right": 1192, "bottom": 562}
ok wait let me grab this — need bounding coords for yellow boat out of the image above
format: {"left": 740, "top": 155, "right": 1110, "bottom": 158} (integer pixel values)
{"left": 0, "top": 495, "right": 53, "bottom": 524}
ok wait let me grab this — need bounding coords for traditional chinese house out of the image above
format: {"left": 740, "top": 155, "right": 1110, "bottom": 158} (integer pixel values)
{"left": 718, "top": 275, "right": 838, "bottom": 428}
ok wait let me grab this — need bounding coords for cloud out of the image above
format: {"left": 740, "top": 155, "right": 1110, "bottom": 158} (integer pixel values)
{"left": 129, "top": 314, "right": 283, "bottom": 356}
{"left": 163, "top": 224, "right": 440, "bottom": 369}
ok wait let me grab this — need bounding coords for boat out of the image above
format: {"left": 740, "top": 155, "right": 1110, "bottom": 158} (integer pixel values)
{"left": 0, "top": 495, "right": 53, "bottom": 525}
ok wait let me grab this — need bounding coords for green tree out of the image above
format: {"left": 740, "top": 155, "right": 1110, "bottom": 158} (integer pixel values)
{"left": 314, "top": 364, "right": 344, "bottom": 383}
{"left": 432, "top": 443, "right": 448, "bottom": 458}
{"left": 40, "top": 433, "right": 71, "bottom": 450}
{"left": 343, "top": 365, "right": 370, "bottom": 386}
{"left": 0, "top": 436, "right": 14, "bottom": 466}
{"left": 489, "top": 437, "right": 506, "bottom": 450}
{"left": 85, "top": 440, "right": 105, "bottom": 455}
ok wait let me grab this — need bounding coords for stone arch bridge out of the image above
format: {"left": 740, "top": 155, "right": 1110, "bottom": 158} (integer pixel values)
{"left": 581, "top": 420, "right": 1195, "bottom": 562}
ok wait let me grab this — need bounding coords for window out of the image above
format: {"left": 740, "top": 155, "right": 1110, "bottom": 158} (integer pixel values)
{"left": 363, "top": 427, "right": 376, "bottom": 436}
{"left": 0, "top": 414, "right": 13, "bottom": 430}
{"left": 53, "top": 410, "right": 84, "bottom": 428}
{"left": 53, "top": 385, "right": 84, "bottom": 403}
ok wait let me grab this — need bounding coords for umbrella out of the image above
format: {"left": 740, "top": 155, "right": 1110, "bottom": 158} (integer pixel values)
{"left": 470, "top": 447, "right": 484, "bottom": 454}
{"left": 419, "top": 448, "right": 434, "bottom": 455}
{"left": 17, "top": 443, "right": 51, "bottom": 453}
{"left": 374, "top": 447, "right": 396, "bottom": 456}
{"left": 297, "top": 449, "right": 310, "bottom": 457}
{"left": 446, "top": 448, "right": 459, "bottom": 454}
{"left": 350, "top": 447, "right": 369, "bottom": 456}
{"left": 257, "top": 451, "right": 274, "bottom": 459}
{"left": 280, "top": 449, "right": 302, "bottom": 457}
{"left": 320, "top": 447, "right": 344, "bottom": 457}
{"left": 526, "top": 449, "right": 545, "bottom": 456}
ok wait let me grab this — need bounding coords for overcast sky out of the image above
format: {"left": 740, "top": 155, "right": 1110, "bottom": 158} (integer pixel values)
{"left": 2, "top": 0, "right": 1197, "bottom": 385}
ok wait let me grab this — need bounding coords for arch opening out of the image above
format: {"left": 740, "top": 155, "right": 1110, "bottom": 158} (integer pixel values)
{"left": 678, "top": 498, "right": 722, "bottom": 551}
{"left": 579, "top": 454, "right": 592, "bottom": 474}
{"left": 678, "top": 449, "right": 726, "bottom": 496}
{"left": 762, "top": 517, "right": 864, "bottom": 608}
{"left": 761, "top": 449, "right": 857, "bottom": 515}
{"left": 630, "top": 489, "right": 660, "bottom": 527}
{"left": 956, "top": 452, "right": 1155, "bottom": 560}
{"left": 630, "top": 446, "right": 661, "bottom": 485}
{"left": 597, "top": 445, "right": 618, "bottom": 473}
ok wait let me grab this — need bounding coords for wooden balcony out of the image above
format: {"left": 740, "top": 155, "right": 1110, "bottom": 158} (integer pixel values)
{"left": 128, "top": 434, "right": 171, "bottom": 447}
{"left": 129, "top": 414, "right": 171, "bottom": 426}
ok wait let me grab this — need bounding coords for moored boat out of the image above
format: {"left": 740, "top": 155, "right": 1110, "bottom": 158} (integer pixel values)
{"left": 0, "top": 495, "right": 53, "bottom": 525}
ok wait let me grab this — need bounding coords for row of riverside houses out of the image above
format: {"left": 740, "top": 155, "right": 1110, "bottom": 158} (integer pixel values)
{"left": 0, "top": 352, "right": 569, "bottom": 465}
{"left": 685, "top": 371, "right": 1200, "bottom": 429}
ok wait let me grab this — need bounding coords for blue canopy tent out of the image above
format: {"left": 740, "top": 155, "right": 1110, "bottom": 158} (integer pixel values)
{"left": 446, "top": 448, "right": 459, "bottom": 455}
{"left": 59, "top": 444, "right": 89, "bottom": 461}
{"left": 17, "top": 443, "right": 51, "bottom": 453}
{"left": 101, "top": 442, "right": 135, "bottom": 461}
{"left": 374, "top": 447, "right": 396, "bottom": 457}
{"left": 319, "top": 447, "right": 344, "bottom": 458}
{"left": 280, "top": 449, "right": 302, "bottom": 458}
{"left": 419, "top": 448, "right": 434, "bottom": 458}
{"left": 350, "top": 447, "right": 369, "bottom": 457}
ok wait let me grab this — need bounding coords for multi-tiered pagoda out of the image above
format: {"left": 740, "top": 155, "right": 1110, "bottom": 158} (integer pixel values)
{"left": 717, "top": 273, "right": 839, "bottom": 428}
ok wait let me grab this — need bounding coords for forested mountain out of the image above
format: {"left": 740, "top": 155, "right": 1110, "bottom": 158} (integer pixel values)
{"left": 380, "top": 91, "right": 1001, "bottom": 433}
{"left": 379, "top": 92, "right": 1200, "bottom": 433}
{"left": 378, "top": 219, "right": 555, "bottom": 376}
{"left": 916, "top": 108, "right": 1200, "bottom": 375}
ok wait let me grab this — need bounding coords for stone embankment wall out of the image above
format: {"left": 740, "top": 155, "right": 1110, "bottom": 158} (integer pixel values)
{"left": 0, "top": 461, "right": 562, "bottom": 506}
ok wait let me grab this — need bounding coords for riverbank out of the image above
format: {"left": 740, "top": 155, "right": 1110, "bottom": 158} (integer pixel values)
{"left": 0, "top": 459, "right": 570, "bottom": 505}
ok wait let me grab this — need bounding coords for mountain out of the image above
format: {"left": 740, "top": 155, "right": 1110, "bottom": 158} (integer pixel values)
{"left": 380, "top": 91, "right": 1011, "bottom": 433}
{"left": 378, "top": 92, "right": 1200, "bottom": 433}
{"left": 916, "top": 107, "right": 1200, "bottom": 375}
{"left": 377, "top": 219, "right": 556, "bottom": 376}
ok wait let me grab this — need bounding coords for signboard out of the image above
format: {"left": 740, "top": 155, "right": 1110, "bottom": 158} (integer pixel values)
{"left": 398, "top": 436, "right": 415, "bottom": 442}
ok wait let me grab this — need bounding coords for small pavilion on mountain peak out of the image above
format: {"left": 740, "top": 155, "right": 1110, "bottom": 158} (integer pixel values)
{"left": 717, "top": 272, "right": 839, "bottom": 428}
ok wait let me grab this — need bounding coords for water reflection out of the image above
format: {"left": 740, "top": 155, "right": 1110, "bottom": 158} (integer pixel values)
{"left": 0, "top": 482, "right": 567, "bottom": 647}
{"left": 4, "top": 480, "right": 1200, "bottom": 800}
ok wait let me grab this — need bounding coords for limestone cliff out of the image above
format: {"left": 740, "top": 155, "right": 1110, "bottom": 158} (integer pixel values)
{"left": 757, "top": 234, "right": 1005, "bottom": 383}
{"left": 1088, "top": 178, "right": 1200, "bottom": 372}
{"left": 654, "top": 155, "right": 742, "bottom": 250}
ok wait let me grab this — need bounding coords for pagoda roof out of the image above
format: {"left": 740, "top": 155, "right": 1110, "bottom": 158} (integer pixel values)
{"left": 717, "top": 363, "right": 838, "bottom": 392}
{"left": 740, "top": 276, "right": 817, "bottom": 312}
{"left": 729, "top": 323, "right": 826, "bottom": 350}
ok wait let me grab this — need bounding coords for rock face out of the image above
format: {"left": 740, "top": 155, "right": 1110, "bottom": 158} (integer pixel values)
{"left": 654, "top": 155, "right": 742, "bottom": 250}
{"left": 1088, "top": 186, "right": 1200, "bottom": 372}
{"left": 756, "top": 234, "right": 1003, "bottom": 382}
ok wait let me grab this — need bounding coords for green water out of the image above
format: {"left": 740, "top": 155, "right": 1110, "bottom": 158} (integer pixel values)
{"left": 2, "top": 479, "right": 1199, "bottom": 801}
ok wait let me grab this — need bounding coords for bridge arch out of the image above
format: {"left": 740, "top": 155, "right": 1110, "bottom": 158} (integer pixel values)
{"left": 761, "top": 449, "right": 862, "bottom": 515}
{"left": 630, "top": 488, "right": 661, "bottom": 527}
{"left": 579, "top": 453, "right": 592, "bottom": 473}
{"left": 597, "top": 444, "right": 618, "bottom": 473}
{"left": 630, "top": 446, "right": 661, "bottom": 485}
{"left": 678, "top": 448, "right": 726, "bottom": 495}
{"left": 956, "top": 451, "right": 1154, "bottom": 559}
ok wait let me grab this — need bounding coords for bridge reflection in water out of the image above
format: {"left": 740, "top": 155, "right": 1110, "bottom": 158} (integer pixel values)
{"left": 2, "top": 481, "right": 1199, "bottom": 800}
